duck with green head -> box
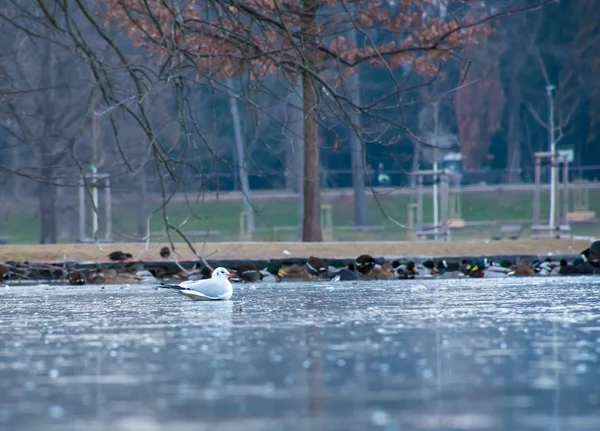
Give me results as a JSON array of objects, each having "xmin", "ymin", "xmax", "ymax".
[
  {"xmin": 415, "ymin": 260, "xmax": 438, "ymax": 277},
  {"xmin": 259, "ymin": 262, "xmax": 285, "ymax": 283},
  {"xmin": 467, "ymin": 258, "xmax": 510, "ymax": 278},
  {"xmin": 393, "ymin": 261, "xmax": 419, "ymax": 279},
  {"xmin": 485, "ymin": 259, "xmax": 512, "ymax": 277},
  {"xmin": 465, "ymin": 259, "xmax": 485, "ymax": 278},
  {"xmin": 278, "ymin": 260, "xmax": 315, "ymax": 280}
]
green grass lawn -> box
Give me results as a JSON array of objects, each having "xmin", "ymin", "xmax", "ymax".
[{"xmin": 3, "ymin": 188, "xmax": 600, "ymax": 243}]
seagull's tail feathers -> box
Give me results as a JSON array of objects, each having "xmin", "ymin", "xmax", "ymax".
[{"xmin": 157, "ymin": 283, "xmax": 186, "ymax": 290}]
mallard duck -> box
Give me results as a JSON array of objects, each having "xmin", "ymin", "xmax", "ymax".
[
  {"xmin": 330, "ymin": 263, "xmax": 359, "ymax": 282},
  {"xmin": 134, "ymin": 270, "xmax": 157, "ymax": 284},
  {"xmin": 482, "ymin": 259, "xmax": 511, "ymax": 278},
  {"xmin": 508, "ymin": 261, "xmax": 536, "ymax": 277},
  {"xmin": 86, "ymin": 269, "xmax": 106, "ymax": 284},
  {"xmin": 499, "ymin": 259, "xmax": 513, "ymax": 268},
  {"xmin": 0, "ymin": 264, "xmax": 8, "ymax": 280},
  {"xmin": 306, "ymin": 256, "xmax": 329, "ymax": 277},
  {"xmin": 457, "ymin": 259, "xmax": 469, "ymax": 276},
  {"xmin": 359, "ymin": 261, "xmax": 394, "ymax": 280},
  {"xmin": 186, "ymin": 266, "xmax": 213, "ymax": 281},
  {"xmin": 147, "ymin": 267, "xmax": 168, "ymax": 279},
  {"xmin": 355, "ymin": 254, "xmax": 376, "ymax": 275},
  {"xmin": 581, "ymin": 240, "xmax": 600, "ymax": 267},
  {"xmin": 68, "ymin": 270, "xmax": 86, "ymax": 285},
  {"xmin": 88, "ymin": 268, "xmax": 139, "ymax": 285},
  {"xmin": 110, "ymin": 273, "xmax": 140, "ymax": 284},
  {"xmin": 108, "ymin": 251, "xmax": 132, "ymax": 261},
  {"xmin": 572, "ymin": 258, "xmax": 597, "ymax": 275},
  {"xmin": 534, "ymin": 258, "xmax": 558, "ymax": 276},
  {"xmin": 233, "ymin": 263, "xmax": 262, "ymax": 283},
  {"xmin": 465, "ymin": 258, "xmax": 510, "ymax": 278},
  {"xmin": 159, "ymin": 246, "xmax": 171, "ymax": 259},
  {"xmin": 558, "ymin": 259, "xmax": 579, "ymax": 275},
  {"xmin": 436, "ymin": 260, "xmax": 448, "ymax": 275},
  {"xmin": 393, "ymin": 261, "xmax": 418, "ymax": 279},
  {"xmin": 464, "ymin": 259, "xmax": 485, "ymax": 278},
  {"xmin": 415, "ymin": 260, "xmax": 438, "ymax": 277},
  {"xmin": 259, "ymin": 262, "xmax": 284, "ymax": 283},
  {"xmin": 279, "ymin": 262, "xmax": 314, "ymax": 280},
  {"xmin": 463, "ymin": 259, "xmax": 493, "ymax": 278}
]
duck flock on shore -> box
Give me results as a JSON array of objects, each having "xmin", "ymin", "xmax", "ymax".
[
  {"xmin": 1, "ymin": 242, "xmax": 599, "ymax": 287},
  {"xmin": 211, "ymin": 245, "xmax": 600, "ymax": 283}
]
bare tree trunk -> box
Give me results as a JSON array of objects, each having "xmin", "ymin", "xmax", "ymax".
[
  {"xmin": 285, "ymin": 141, "xmax": 294, "ymax": 192},
  {"xmin": 302, "ymin": 79, "xmax": 322, "ymax": 241},
  {"xmin": 57, "ymin": 184, "xmax": 77, "ymax": 241},
  {"xmin": 300, "ymin": 0, "xmax": 322, "ymax": 241},
  {"xmin": 227, "ymin": 78, "xmax": 255, "ymax": 232},
  {"xmin": 348, "ymin": 28, "xmax": 367, "ymax": 228},
  {"xmin": 414, "ymin": 87, "xmax": 431, "ymax": 188},
  {"xmin": 39, "ymin": 166, "xmax": 57, "ymax": 244},
  {"xmin": 39, "ymin": 41, "xmax": 58, "ymax": 244},
  {"xmin": 284, "ymin": 86, "xmax": 304, "ymax": 194},
  {"xmin": 10, "ymin": 139, "xmax": 21, "ymax": 198},
  {"xmin": 410, "ymin": 141, "xmax": 420, "ymax": 188},
  {"xmin": 507, "ymin": 78, "xmax": 522, "ymax": 183},
  {"xmin": 285, "ymin": 81, "xmax": 305, "ymax": 238},
  {"xmin": 349, "ymin": 121, "xmax": 367, "ymax": 228},
  {"xmin": 136, "ymin": 167, "xmax": 147, "ymax": 239}
]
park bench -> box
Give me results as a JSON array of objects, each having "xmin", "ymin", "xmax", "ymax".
[
  {"xmin": 148, "ymin": 230, "xmax": 224, "ymax": 242},
  {"xmin": 492, "ymin": 224, "xmax": 523, "ymax": 240},
  {"xmin": 447, "ymin": 218, "xmax": 466, "ymax": 229},
  {"xmin": 530, "ymin": 224, "xmax": 571, "ymax": 239},
  {"xmin": 181, "ymin": 230, "xmax": 224, "ymax": 242},
  {"xmin": 567, "ymin": 211, "xmax": 596, "ymax": 223},
  {"xmin": 416, "ymin": 229, "xmax": 450, "ymax": 241}
]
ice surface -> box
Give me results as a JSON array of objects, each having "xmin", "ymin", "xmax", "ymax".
[{"xmin": 1, "ymin": 277, "xmax": 600, "ymax": 430}]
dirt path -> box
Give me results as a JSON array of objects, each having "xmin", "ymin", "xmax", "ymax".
[{"xmin": 0, "ymin": 239, "xmax": 591, "ymax": 262}]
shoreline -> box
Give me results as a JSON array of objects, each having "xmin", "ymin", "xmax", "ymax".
[{"xmin": 0, "ymin": 238, "xmax": 591, "ymax": 262}]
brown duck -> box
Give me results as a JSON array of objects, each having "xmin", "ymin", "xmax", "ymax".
[
  {"xmin": 359, "ymin": 262, "xmax": 395, "ymax": 280},
  {"xmin": 68, "ymin": 271, "xmax": 86, "ymax": 286},
  {"xmin": 509, "ymin": 261, "xmax": 536, "ymax": 277},
  {"xmin": 279, "ymin": 262, "xmax": 315, "ymax": 280}
]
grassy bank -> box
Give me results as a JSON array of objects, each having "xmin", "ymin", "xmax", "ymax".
[
  {"xmin": 0, "ymin": 239, "xmax": 592, "ymax": 262},
  {"xmin": 1, "ymin": 188, "xmax": 599, "ymax": 243}
]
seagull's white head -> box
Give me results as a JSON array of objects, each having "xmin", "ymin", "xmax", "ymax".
[{"xmin": 212, "ymin": 267, "xmax": 235, "ymax": 279}]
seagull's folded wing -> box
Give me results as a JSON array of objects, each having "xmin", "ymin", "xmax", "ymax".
[
  {"xmin": 178, "ymin": 279, "xmax": 228, "ymax": 300},
  {"xmin": 179, "ymin": 289, "xmax": 220, "ymax": 301}
]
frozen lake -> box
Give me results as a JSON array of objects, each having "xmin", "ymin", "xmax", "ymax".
[{"xmin": 1, "ymin": 277, "xmax": 600, "ymax": 431}]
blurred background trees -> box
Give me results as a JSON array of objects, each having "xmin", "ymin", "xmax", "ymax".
[{"xmin": 0, "ymin": 0, "xmax": 598, "ymax": 244}]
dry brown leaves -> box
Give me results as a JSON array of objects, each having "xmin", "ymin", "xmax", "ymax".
[{"xmin": 104, "ymin": 0, "xmax": 494, "ymax": 81}]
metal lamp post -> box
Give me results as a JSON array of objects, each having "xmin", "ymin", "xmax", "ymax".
[{"xmin": 546, "ymin": 84, "xmax": 557, "ymax": 231}]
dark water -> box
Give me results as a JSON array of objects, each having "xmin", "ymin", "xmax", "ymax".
[{"xmin": 1, "ymin": 277, "xmax": 600, "ymax": 431}]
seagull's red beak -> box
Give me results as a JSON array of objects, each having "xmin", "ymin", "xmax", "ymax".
[{"xmin": 227, "ymin": 273, "xmax": 236, "ymax": 278}]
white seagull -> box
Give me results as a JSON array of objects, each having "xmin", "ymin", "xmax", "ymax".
[{"xmin": 158, "ymin": 267, "xmax": 235, "ymax": 301}]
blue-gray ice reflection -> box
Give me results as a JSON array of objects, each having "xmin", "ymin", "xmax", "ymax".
[{"xmin": 1, "ymin": 277, "xmax": 600, "ymax": 430}]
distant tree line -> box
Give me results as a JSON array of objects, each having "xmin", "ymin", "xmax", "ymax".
[{"xmin": 1, "ymin": 0, "xmax": 596, "ymax": 244}]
